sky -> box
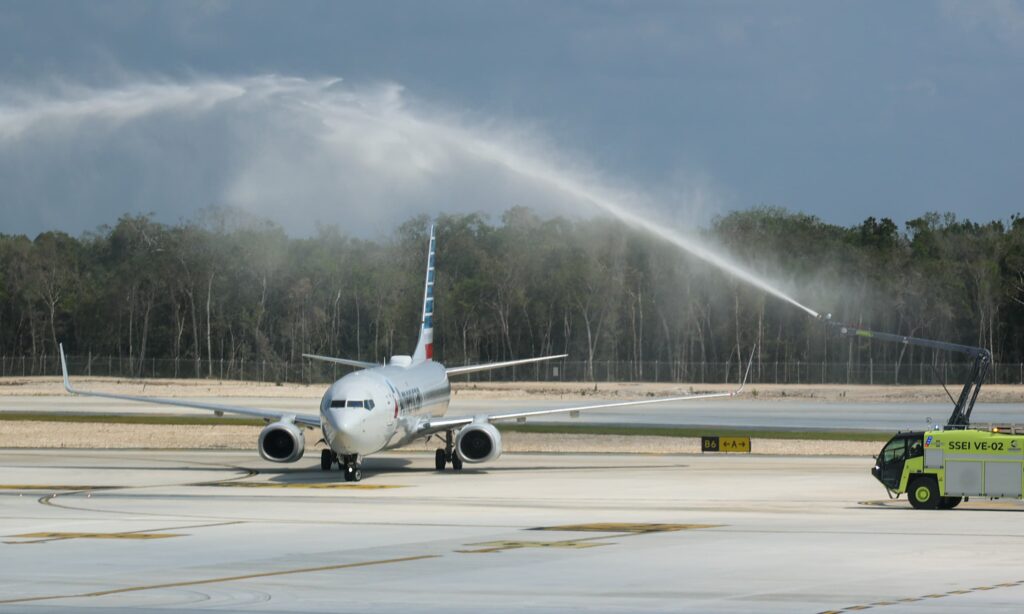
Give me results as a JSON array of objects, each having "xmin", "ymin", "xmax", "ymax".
[{"xmin": 0, "ymin": 0, "xmax": 1022, "ymax": 238}]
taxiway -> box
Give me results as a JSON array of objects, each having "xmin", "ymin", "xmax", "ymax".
[
  {"xmin": 5, "ymin": 394, "xmax": 1023, "ymax": 431},
  {"xmin": 1, "ymin": 450, "xmax": 1024, "ymax": 612}
]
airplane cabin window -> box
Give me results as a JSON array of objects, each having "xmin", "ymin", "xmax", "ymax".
[
  {"xmin": 330, "ymin": 399, "xmax": 346, "ymax": 408},
  {"xmin": 366, "ymin": 400, "xmax": 375, "ymax": 410},
  {"xmin": 348, "ymin": 400, "xmax": 364, "ymax": 408}
]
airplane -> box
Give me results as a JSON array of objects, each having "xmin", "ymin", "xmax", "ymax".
[{"xmin": 59, "ymin": 224, "xmax": 752, "ymax": 481}]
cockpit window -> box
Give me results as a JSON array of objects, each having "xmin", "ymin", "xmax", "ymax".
[{"xmin": 330, "ymin": 399, "xmax": 374, "ymax": 410}]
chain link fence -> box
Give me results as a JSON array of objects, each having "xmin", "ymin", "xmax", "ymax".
[{"xmin": 6, "ymin": 354, "xmax": 1024, "ymax": 386}]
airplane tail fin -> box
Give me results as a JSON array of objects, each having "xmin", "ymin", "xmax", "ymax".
[{"xmin": 412, "ymin": 224, "xmax": 436, "ymax": 364}]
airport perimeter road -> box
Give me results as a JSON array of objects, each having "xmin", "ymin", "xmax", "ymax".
[
  {"xmin": 4, "ymin": 393, "xmax": 1023, "ymax": 431},
  {"xmin": 1, "ymin": 450, "xmax": 1023, "ymax": 613}
]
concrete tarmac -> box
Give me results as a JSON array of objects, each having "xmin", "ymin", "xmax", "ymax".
[
  {"xmin": 4, "ymin": 394, "xmax": 1023, "ymax": 431},
  {"xmin": 2, "ymin": 450, "xmax": 1024, "ymax": 612}
]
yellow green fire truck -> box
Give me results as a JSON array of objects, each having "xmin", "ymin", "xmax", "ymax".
[
  {"xmin": 829, "ymin": 323, "xmax": 1019, "ymax": 510},
  {"xmin": 872, "ymin": 427, "xmax": 1024, "ymax": 509}
]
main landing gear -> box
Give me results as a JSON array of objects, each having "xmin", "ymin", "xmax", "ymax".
[
  {"xmin": 320, "ymin": 449, "xmax": 362, "ymax": 481},
  {"xmin": 435, "ymin": 430, "xmax": 463, "ymax": 472}
]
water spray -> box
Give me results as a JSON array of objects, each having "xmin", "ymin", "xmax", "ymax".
[
  {"xmin": 0, "ymin": 75, "xmax": 821, "ymax": 321},
  {"xmin": 463, "ymin": 136, "xmax": 823, "ymax": 320}
]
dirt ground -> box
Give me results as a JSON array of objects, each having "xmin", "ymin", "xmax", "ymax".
[
  {"xmin": 3, "ymin": 376, "xmax": 1022, "ymax": 403},
  {"xmin": 0, "ymin": 421, "xmax": 880, "ymax": 456}
]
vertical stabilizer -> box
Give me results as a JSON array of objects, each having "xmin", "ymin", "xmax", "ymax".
[{"xmin": 412, "ymin": 225, "xmax": 436, "ymax": 364}]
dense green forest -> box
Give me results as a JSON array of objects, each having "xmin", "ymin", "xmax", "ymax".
[{"xmin": 2, "ymin": 206, "xmax": 1023, "ymax": 383}]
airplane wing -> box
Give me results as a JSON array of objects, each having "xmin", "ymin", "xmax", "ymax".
[
  {"xmin": 59, "ymin": 345, "xmax": 321, "ymax": 428},
  {"xmin": 302, "ymin": 353, "xmax": 380, "ymax": 369},
  {"xmin": 446, "ymin": 354, "xmax": 568, "ymax": 376},
  {"xmin": 420, "ymin": 349, "xmax": 754, "ymax": 435}
]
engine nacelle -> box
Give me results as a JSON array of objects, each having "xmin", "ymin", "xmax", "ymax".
[
  {"xmin": 455, "ymin": 422, "xmax": 502, "ymax": 464},
  {"xmin": 258, "ymin": 420, "xmax": 305, "ymax": 463}
]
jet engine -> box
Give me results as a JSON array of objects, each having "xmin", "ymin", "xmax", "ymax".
[
  {"xmin": 258, "ymin": 420, "xmax": 305, "ymax": 463},
  {"xmin": 455, "ymin": 422, "xmax": 502, "ymax": 463}
]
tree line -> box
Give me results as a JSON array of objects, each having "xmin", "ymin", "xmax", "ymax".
[{"xmin": 2, "ymin": 206, "xmax": 1023, "ymax": 381}]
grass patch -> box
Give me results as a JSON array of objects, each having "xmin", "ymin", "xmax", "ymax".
[
  {"xmin": 0, "ymin": 412, "xmax": 264, "ymax": 427},
  {"xmin": 496, "ymin": 423, "xmax": 890, "ymax": 442}
]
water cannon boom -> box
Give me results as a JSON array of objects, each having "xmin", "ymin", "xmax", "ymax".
[{"xmin": 822, "ymin": 320, "xmax": 992, "ymax": 428}]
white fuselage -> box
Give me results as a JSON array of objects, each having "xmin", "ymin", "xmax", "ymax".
[{"xmin": 318, "ymin": 361, "xmax": 451, "ymax": 456}]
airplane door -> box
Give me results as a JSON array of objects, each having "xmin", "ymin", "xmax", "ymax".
[{"xmin": 385, "ymin": 393, "xmax": 397, "ymax": 427}]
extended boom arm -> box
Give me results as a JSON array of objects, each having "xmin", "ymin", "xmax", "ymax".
[{"xmin": 827, "ymin": 322, "xmax": 991, "ymax": 428}]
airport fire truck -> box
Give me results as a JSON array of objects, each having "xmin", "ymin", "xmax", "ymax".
[{"xmin": 831, "ymin": 323, "xmax": 1024, "ymax": 510}]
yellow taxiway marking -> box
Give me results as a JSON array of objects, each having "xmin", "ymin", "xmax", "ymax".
[
  {"xmin": 818, "ymin": 579, "xmax": 1024, "ymax": 612},
  {"xmin": 11, "ymin": 532, "xmax": 179, "ymax": 540},
  {"xmin": 457, "ymin": 540, "xmax": 610, "ymax": 554},
  {"xmin": 0, "ymin": 554, "xmax": 439, "ymax": 605},
  {"xmin": 208, "ymin": 482, "xmax": 406, "ymax": 490},
  {"xmin": 463, "ymin": 522, "xmax": 723, "ymax": 554},
  {"xmin": 533, "ymin": 523, "xmax": 720, "ymax": 533},
  {"xmin": 4, "ymin": 521, "xmax": 242, "ymax": 545}
]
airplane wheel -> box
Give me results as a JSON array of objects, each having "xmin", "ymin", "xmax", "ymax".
[
  {"xmin": 451, "ymin": 454, "xmax": 463, "ymax": 471},
  {"xmin": 320, "ymin": 449, "xmax": 332, "ymax": 471},
  {"xmin": 342, "ymin": 455, "xmax": 360, "ymax": 482},
  {"xmin": 435, "ymin": 448, "xmax": 446, "ymax": 471}
]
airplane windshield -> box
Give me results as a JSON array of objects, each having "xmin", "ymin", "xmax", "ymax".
[{"xmin": 331, "ymin": 399, "xmax": 374, "ymax": 409}]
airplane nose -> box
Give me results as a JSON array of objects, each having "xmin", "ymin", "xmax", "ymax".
[{"xmin": 328, "ymin": 408, "xmax": 371, "ymax": 453}]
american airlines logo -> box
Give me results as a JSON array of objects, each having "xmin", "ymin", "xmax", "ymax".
[{"xmin": 398, "ymin": 387, "xmax": 423, "ymax": 413}]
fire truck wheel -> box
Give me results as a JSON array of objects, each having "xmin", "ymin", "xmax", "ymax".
[
  {"xmin": 939, "ymin": 496, "xmax": 963, "ymax": 510},
  {"xmin": 908, "ymin": 477, "xmax": 940, "ymax": 510}
]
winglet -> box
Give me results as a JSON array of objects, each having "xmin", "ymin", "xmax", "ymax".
[
  {"xmin": 733, "ymin": 345, "xmax": 756, "ymax": 396},
  {"xmin": 59, "ymin": 343, "xmax": 74, "ymax": 394}
]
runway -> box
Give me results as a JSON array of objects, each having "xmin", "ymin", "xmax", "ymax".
[
  {"xmin": 2, "ymin": 450, "xmax": 1024, "ymax": 612},
  {"xmin": 5, "ymin": 394, "xmax": 1023, "ymax": 431}
]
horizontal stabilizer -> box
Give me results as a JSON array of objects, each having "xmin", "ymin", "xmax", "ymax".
[
  {"xmin": 302, "ymin": 354, "xmax": 380, "ymax": 370},
  {"xmin": 446, "ymin": 354, "xmax": 567, "ymax": 376}
]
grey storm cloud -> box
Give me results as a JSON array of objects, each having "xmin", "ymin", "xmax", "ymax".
[{"xmin": 0, "ymin": 75, "xmax": 722, "ymax": 238}]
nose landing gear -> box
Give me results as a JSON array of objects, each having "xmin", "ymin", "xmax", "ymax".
[
  {"xmin": 342, "ymin": 454, "xmax": 362, "ymax": 482},
  {"xmin": 435, "ymin": 430, "xmax": 463, "ymax": 472},
  {"xmin": 321, "ymin": 449, "xmax": 361, "ymax": 481}
]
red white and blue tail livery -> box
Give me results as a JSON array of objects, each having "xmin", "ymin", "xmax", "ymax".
[{"xmin": 412, "ymin": 226, "xmax": 436, "ymax": 363}]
